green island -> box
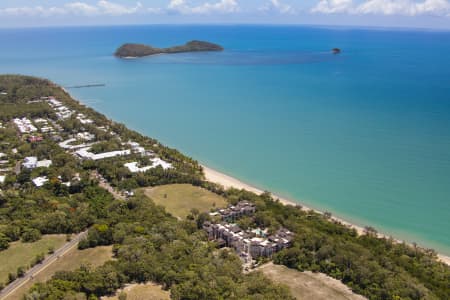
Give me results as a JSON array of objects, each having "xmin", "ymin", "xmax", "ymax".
[
  {"xmin": 114, "ymin": 40, "xmax": 224, "ymax": 58},
  {"xmin": 0, "ymin": 75, "xmax": 449, "ymax": 300}
]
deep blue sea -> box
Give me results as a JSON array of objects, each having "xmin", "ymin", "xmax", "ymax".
[{"xmin": 0, "ymin": 25, "xmax": 449, "ymax": 255}]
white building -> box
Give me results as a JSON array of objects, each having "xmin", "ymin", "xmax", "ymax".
[
  {"xmin": 55, "ymin": 106, "xmax": 73, "ymax": 120},
  {"xmin": 36, "ymin": 160, "xmax": 52, "ymax": 168},
  {"xmin": 150, "ymin": 158, "xmax": 172, "ymax": 170},
  {"xmin": 77, "ymin": 132, "xmax": 95, "ymax": 141},
  {"xmin": 0, "ymin": 175, "xmax": 5, "ymax": 184},
  {"xmin": 13, "ymin": 118, "xmax": 37, "ymax": 134},
  {"xmin": 33, "ymin": 118, "xmax": 54, "ymax": 133},
  {"xmin": 76, "ymin": 113, "xmax": 94, "ymax": 124},
  {"xmin": 128, "ymin": 142, "xmax": 146, "ymax": 154},
  {"xmin": 124, "ymin": 162, "xmax": 153, "ymax": 173},
  {"xmin": 33, "ymin": 118, "xmax": 48, "ymax": 124},
  {"xmin": 47, "ymin": 98, "xmax": 62, "ymax": 107},
  {"xmin": 23, "ymin": 156, "xmax": 38, "ymax": 169},
  {"xmin": 32, "ymin": 176, "xmax": 48, "ymax": 187},
  {"xmin": 75, "ymin": 147, "xmax": 131, "ymax": 161},
  {"xmin": 124, "ymin": 158, "xmax": 172, "ymax": 173},
  {"xmin": 23, "ymin": 157, "xmax": 52, "ymax": 169},
  {"xmin": 59, "ymin": 137, "xmax": 96, "ymax": 150}
]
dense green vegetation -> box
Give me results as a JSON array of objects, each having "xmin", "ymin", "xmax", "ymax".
[
  {"xmin": 28, "ymin": 195, "xmax": 294, "ymax": 300},
  {"xmin": 0, "ymin": 75, "xmax": 449, "ymax": 300},
  {"xmin": 221, "ymin": 189, "xmax": 450, "ymax": 300}
]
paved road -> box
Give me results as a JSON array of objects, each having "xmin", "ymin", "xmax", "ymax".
[
  {"xmin": 0, "ymin": 230, "xmax": 88, "ymax": 300},
  {"xmin": 0, "ymin": 173, "xmax": 124, "ymax": 299},
  {"xmin": 91, "ymin": 170, "xmax": 126, "ymax": 200}
]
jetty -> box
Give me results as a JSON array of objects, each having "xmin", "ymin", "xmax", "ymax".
[{"xmin": 65, "ymin": 83, "xmax": 106, "ymax": 89}]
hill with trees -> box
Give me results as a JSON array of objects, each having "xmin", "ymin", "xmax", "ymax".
[{"xmin": 115, "ymin": 40, "xmax": 224, "ymax": 58}]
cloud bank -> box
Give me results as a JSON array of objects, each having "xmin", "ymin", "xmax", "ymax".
[
  {"xmin": 311, "ymin": 0, "xmax": 450, "ymax": 16},
  {"xmin": 0, "ymin": 0, "xmax": 449, "ymax": 18}
]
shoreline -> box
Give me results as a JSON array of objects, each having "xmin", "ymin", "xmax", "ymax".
[
  {"xmin": 60, "ymin": 86, "xmax": 450, "ymax": 266},
  {"xmin": 201, "ymin": 165, "xmax": 450, "ymax": 266}
]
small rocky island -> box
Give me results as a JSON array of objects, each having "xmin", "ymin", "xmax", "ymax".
[
  {"xmin": 115, "ymin": 40, "xmax": 224, "ymax": 58},
  {"xmin": 332, "ymin": 48, "xmax": 341, "ymax": 54}
]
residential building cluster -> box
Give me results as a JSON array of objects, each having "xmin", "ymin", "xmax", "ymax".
[
  {"xmin": 22, "ymin": 156, "xmax": 52, "ymax": 169},
  {"xmin": 33, "ymin": 118, "xmax": 55, "ymax": 133},
  {"xmin": 3, "ymin": 94, "xmax": 174, "ymax": 191},
  {"xmin": 210, "ymin": 201, "xmax": 256, "ymax": 222},
  {"xmin": 47, "ymin": 97, "xmax": 74, "ymax": 120},
  {"xmin": 76, "ymin": 113, "xmax": 93, "ymax": 124},
  {"xmin": 203, "ymin": 201, "xmax": 294, "ymax": 262},
  {"xmin": 13, "ymin": 118, "xmax": 37, "ymax": 134}
]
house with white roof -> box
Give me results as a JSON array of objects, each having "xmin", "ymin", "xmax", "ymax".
[
  {"xmin": 23, "ymin": 157, "xmax": 38, "ymax": 169},
  {"xmin": 13, "ymin": 118, "xmax": 37, "ymax": 134},
  {"xmin": 124, "ymin": 158, "xmax": 172, "ymax": 173},
  {"xmin": 76, "ymin": 113, "xmax": 94, "ymax": 124},
  {"xmin": 47, "ymin": 98, "xmax": 62, "ymax": 107},
  {"xmin": 36, "ymin": 160, "xmax": 52, "ymax": 168},
  {"xmin": 23, "ymin": 157, "xmax": 52, "ymax": 169},
  {"xmin": 75, "ymin": 147, "xmax": 131, "ymax": 161},
  {"xmin": 124, "ymin": 162, "xmax": 153, "ymax": 173},
  {"xmin": 77, "ymin": 132, "xmax": 95, "ymax": 141},
  {"xmin": 32, "ymin": 176, "xmax": 48, "ymax": 187},
  {"xmin": 150, "ymin": 158, "xmax": 172, "ymax": 170}
]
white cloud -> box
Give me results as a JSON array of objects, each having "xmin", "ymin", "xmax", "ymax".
[
  {"xmin": 168, "ymin": 0, "xmax": 239, "ymax": 14},
  {"xmin": 0, "ymin": 6, "xmax": 66, "ymax": 17},
  {"xmin": 97, "ymin": 0, "xmax": 143, "ymax": 16},
  {"xmin": 65, "ymin": 2, "xmax": 99, "ymax": 16},
  {"xmin": 259, "ymin": 0, "xmax": 295, "ymax": 14},
  {"xmin": 0, "ymin": 1, "xmax": 145, "ymax": 17},
  {"xmin": 310, "ymin": 0, "xmax": 450, "ymax": 16},
  {"xmin": 311, "ymin": 0, "xmax": 354, "ymax": 14},
  {"xmin": 168, "ymin": 0, "xmax": 186, "ymax": 10},
  {"xmin": 356, "ymin": 0, "xmax": 450, "ymax": 16}
]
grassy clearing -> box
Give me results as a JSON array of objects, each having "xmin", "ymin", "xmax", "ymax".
[
  {"xmin": 0, "ymin": 234, "xmax": 66, "ymax": 284},
  {"xmin": 5, "ymin": 246, "xmax": 113, "ymax": 300},
  {"xmin": 102, "ymin": 283, "xmax": 170, "ymax": 300},
  {"xmin": 257, "ymin": 263, "xmax": 366, "ymax": 300},
  {"xmin": 141, "ymin": 184, "xmax": 228, "ymax": 219}
]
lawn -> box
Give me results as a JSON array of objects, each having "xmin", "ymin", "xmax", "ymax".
[
  {"xmin": 141, "ymin": 184, "xmax": 228, "ymax": 219},
  {"xmin": 102, "ymin": 283, "xmax": 170, "ymax": 300},
  {"xmin": 5, "ymin": 245, "xmax": 114, "ymax": 300},
  {"xmin": 257, "ymin": 263, "xmax": 367, "ymax": 300},
  {"xmin": 0, "ymin": 234, "xmax": 66, "ymax": 284}
]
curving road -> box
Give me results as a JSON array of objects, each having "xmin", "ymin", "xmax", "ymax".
[{"xmin": 0, "ymin": 230, "xmax": 88, "ymax": 300}]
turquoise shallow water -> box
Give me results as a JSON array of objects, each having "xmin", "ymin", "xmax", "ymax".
[{"xmin": 0, "ymin": 25, "xmax": 449, "ymax": 254}]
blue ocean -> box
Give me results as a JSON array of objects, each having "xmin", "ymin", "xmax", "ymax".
[{"xmin": 0, "ymin": 25, "xmax": 449, "ymax": 255}]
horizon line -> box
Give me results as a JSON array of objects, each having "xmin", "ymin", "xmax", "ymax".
[{"xmin": 1, "ymin": 22, "xmax": 450, "ymax": 33}]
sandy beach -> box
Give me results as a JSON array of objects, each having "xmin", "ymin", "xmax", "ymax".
[{"xmin": 202, "ymin": 165, "xmax": 450, "ymax": 266}]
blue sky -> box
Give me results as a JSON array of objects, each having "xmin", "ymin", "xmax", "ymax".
[{"xmin": 0, "ymin": 0, "xmax": 449, "ymax": 29}]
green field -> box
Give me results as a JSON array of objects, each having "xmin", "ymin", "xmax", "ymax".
[
  {"xmin": 103, "ymin": 283, "xmax": 170, "ymax": 300},
  {"xmin": 257, "ymin": 263, "xmax": 366, "ymax": 300},
  {"xmin": 142, "ymin": 184, "xmax": 228, "ymax": 219},
  {"xmin": 5, "ymin": 246, "xmax": 113, "ymax": 300},
  {"xmin": 0, "ymin": 235, "xmax": 67, "ymax": 284}
]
